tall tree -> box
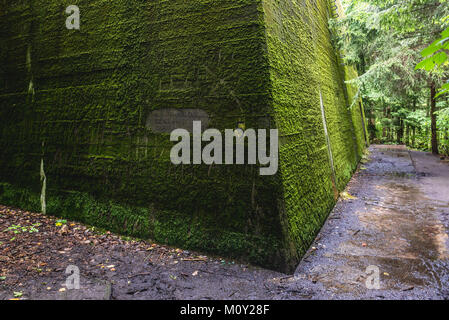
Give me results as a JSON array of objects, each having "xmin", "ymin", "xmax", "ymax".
[{"xmin": 332, "ymin": 0, "xmax": 449, "ymax": 154}]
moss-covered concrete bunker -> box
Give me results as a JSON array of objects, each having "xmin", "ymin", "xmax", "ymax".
[{"xmin": 0, "ymin": 0, "xmax": 367, "ymax": 273}]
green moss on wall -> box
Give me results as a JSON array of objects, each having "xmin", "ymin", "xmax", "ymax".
[
  {"xmin": 0, "ymin": 0, "xmax": 366, "ymax": 273},
  {"xmin": 260, "ymin": 0, "xmax": 367, "ymax": 268}
]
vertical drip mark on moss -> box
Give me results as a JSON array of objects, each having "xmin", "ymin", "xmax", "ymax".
[
  {"xmin": 28, "ymin": 79, "xmax": 35, "ymax": 100},
  {"xmin": 319, "ymin": 90, "xmax": 338, "ymax": 195},
  {"xmin": 40, "ymin": 142, "xmax": 46, "ymax": 215},
  {"xmin": 26, "ymin": 44, "xmax": 35, "ymax": 102},
  {"xmin": 308, "ymin": 0, "xmax": 341, "ymax": 184},
  {"xmin": 26, "ymin": 44, "xmax": 31, "ymax": 72},
  {"xmin": 307, "ymin": 1, "xmax": 338, "ymax": 196}
]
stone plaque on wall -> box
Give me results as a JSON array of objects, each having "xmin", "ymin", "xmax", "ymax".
[{"xmin": 146, "ymin": 108, "xmax": 210, "ymax": 133}]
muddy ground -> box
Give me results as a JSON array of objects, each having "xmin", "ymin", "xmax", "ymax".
[{"xmin": 0, "ymin": 145, "xmax": 448, "ymax": 300}]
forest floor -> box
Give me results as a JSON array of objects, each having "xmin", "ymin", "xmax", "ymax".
[{"xmin": 0, "ymin": 145, "xmax": 448, "ymax": 300}]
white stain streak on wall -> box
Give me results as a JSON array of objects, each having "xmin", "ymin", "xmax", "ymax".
[
  {"xmin": 26, "ymin": 44, "xmax": 35, "ymax": 101},
  {"xmin": 40, "ymin": 157, "xmax": 46, "ymax": 215},
  {"xmin": 319, "ymin": 90, "xmax": 337, "ymax": 186},
  {"xmin": 26, "ymin": 45, "xmax": 32, "ymax": 72}
]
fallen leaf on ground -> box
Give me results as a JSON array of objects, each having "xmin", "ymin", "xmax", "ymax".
[
  {"xmin": 182, "ymin": 257, "xmax": 207, "ymax": 262},
  {"xmin": 340, "ymin": 192, "xmax": 357, "ymax": 200}
]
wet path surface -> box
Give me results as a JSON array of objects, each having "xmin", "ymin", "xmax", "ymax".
[
  {"xmin": 1, "ymin": 145, "xmax": 448, "ymax": 299},
  {"xmin": 287, "ymin": 145, "xmax": 449, "ymax": 299}
]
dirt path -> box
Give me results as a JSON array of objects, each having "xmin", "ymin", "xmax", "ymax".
[{"xmin": 1, "ymin": 145, "xmax": 448, "ymax": 300}]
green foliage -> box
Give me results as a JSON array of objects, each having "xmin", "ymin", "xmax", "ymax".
[
  {"xmin": 333, "ymin": 0, "xmax": 449, "ymax": 154},
  {"xmin": 4, "ymin": 223, "xmax": 40, "ymax": 234},
  {"xmin": 416, "ymin": 26, "xmax": 449, "ymax": 96},
  {"xmin": 55, "ymin": 219, "xmax": 67, "ymax": 227},
  {"xmin": 436, "ymin": 106, "xmax": 449, "ymax": 154}
]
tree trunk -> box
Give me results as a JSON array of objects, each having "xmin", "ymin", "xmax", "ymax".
[
  {"xmin": 405, "ymin": 124, "xmax": 409, "ymax": 146},
  {"xmin": 387, "ymin": 107, "xmax": 393, "ymax": 142},
  {"xmin": 397, "ymin": 118, "xmax": 403, "ymax": 144},
  {"xmin": 430, "ymin": 82, "xmax": 439, "ymax": 154}
]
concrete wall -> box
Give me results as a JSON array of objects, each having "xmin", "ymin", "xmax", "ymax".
[
  {"xmin": 0, "ymin": 0, "xmax": 366, "ymax": 273},
  {"xmin": 262, "ymin": 0, "xmax": 367, "ymax": 268}
]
